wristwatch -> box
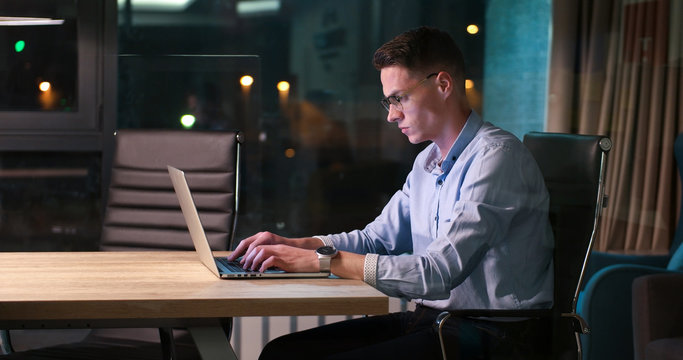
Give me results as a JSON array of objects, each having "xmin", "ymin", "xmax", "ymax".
[{"xmin": 316, "ymin": 246, "xmax": 339, "ymax": 273}]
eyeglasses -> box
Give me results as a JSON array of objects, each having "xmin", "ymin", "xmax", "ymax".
[{"xmin": 380, "ymin": 73, "xmax": 438, "ymax": 112}]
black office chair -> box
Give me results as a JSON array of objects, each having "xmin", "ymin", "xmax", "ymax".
[
  {"xmin": 1, "ymin": 129, "xmax": 242, "ymax": 359},
  {"xmin": 435, "ymin": 132, "xmax": 612, "ymax": 360}
]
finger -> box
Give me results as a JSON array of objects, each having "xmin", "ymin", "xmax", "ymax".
[
  {"xmin": 249, "ymin": 246, "xmax": 270, "ymax": 271},
  {"xmin": 228, "ymin": 233, "xmax": 258, "ymax": 260},
  {"xmin": 244, "ymin": 232, "xmax": 271, "ymax": 258},
  {"xmin": 227, "ymin": 244, "xmax": 243, "ymax": 261},
  {"xmin": 241, "ymin": 244, "xmax": 261, "ymax": 269},
  {"xmin": 238, "ymin": 233, "xmax": 268, "ymax": 264},
  {"xmin": 259, "ymin": 256, "xmax": 279, "ymax": 273}
]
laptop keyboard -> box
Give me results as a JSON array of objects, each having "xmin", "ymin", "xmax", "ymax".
[{"xmin": 216, "ymin": 257, "xmax": 255, "ymax": 273}]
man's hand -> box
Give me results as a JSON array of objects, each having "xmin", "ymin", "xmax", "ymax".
[
  {"xmin": 241, "ymin": 244, "xmax": 319, "ymax": 273},
  {"xmin": 228, "ymin": 231, "xmax": 325, "ymax": 270},
  {"xmin": 228, "ymin": 231, "xmax": 365, "ymax": 279},
  {"xmin": 227, "ymin": 231, "xmax": 291, "ymax": 262}
]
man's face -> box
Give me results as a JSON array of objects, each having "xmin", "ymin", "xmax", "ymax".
[{"xmin": 380, "ymin": 66, "xmax": 442, "ymax": 145}]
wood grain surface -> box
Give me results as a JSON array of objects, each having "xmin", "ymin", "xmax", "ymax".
[{"xmin": 0, "ymin": 251, "xmax": 388, "ymax": 327}]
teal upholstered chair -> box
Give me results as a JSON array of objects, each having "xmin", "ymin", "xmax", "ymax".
[{"xmin": 578, "ymin": 132, "xmax": 683, "ymax": 360}]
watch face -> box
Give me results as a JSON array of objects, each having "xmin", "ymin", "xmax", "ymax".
[{"xmin": 317, "ymin": 246, "xmax": 337, "ymax": 256}]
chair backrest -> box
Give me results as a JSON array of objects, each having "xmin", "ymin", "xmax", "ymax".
[
  {"xmin": 523, "ymin": 132, "xmax": 611, "ymax": 315},
  {"xmin": 100, "ymin": 129, "xmax": 242, "ymax": 251}
]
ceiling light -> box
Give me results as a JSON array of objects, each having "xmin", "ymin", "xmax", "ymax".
[
  {"xmin": 0, "ymin": 17, "xmax": 64, "ymax": 26},
  {"xmin": 237, "ymin": 0, "xmax": 280, "ymax": 16},
  {"xmin": 117, "ymin": 0, "xmax": 195, "ymax": 12}
]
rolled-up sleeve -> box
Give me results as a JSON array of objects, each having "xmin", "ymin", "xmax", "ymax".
[{"xmin": 363, "ymin": 253, "xmax": 379, "ymax": 287}]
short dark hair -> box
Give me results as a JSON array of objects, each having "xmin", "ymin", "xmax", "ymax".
[{"xmin": 373, "ymin": 26, "xmax": 465, "ymax": 86}]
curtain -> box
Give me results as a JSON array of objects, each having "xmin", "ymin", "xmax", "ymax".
[{"xmin": 548, "ymin": 0, "xmax": 683, "ymax": 252}]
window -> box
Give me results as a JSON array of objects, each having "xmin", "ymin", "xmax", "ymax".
[
  {"xmin": 0, "ymin": 0, "xmax": 107, "ymax": 251},
  {"xmin": 0, "ymin": 0, "xmax": 100, "ymax": 131},
  {"xmin": 116, "ymin": 0, "xmax": 550, "ymax": 240}
]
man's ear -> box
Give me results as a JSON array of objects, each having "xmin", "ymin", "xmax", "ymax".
[{"xmin": 436, "ymin": 71, "xmax": 454, "ymax": 99}]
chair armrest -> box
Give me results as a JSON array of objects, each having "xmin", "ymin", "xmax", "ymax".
[
  {"xmin": 434, "ymin": 308, "xmax": 573, "ymax": 359},
  {"xmin": 582, "ymin": 251, "xmax": 670, "ymax": 290},
  {"xmin": 433, "ymin": 308, "xmax": 554, "ymax": 360},
  {"xmin": 578, "ymin": 264, "xmax": 678, "ymax": 360},
  {"xmin": 434, "ymin": 309, "xmax": 553, "ymax": 335},
  {"xmin": 435, "ymin": 308, "xmax": 588, "ymax": 333},
  {"xmin": 437, "ymin": 308, "xmax": 552, "ymax": 319}
]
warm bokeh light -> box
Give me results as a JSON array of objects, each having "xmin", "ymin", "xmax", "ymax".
[
  {"xmin": 277, "ymin": 81, "xmax": 290, "ymax": 108},
  {"xmin": 466, "ymin": 24, "xmax": 479, "ymax": 35},
  {"xmin": 284, "ymin": 148, "xmax": 296, "ymax": 158},
  {"xmin": 465, "ymin": 79, "xmax": 474, "ymax": 89},
  {"xmin": 277, "ymin": 81, "xmax": 290, "ymax": 92},
  {"xmin": 39, "ymin": 82, "xmax": 56, "ymax": 109},
  {"xmin": 39, "ymin": 81, "xmax": 51, "ymax": 92},
  {"xmin": 180, "ymin": 114, "xmax": 196, "ymax": 129},
  {"xmin": 240, "ymin": 75, "xmax": 254, "ymax": 87}
]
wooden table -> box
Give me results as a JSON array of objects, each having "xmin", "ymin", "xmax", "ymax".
[{"xmin": 0, "ymin": 251, "xmax": 389, "ymax": 359}]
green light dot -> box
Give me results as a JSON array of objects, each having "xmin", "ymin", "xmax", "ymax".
[
  {"xmin": 180, "ymin": 114, "xmax": 196, "ymax": 129},
  {"xmin": 15, "ymin": 40, "xmax": 25, "ymax": 53}
]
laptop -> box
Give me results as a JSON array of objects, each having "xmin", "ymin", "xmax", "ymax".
[{"xmin": 168, "ymin": 165, "xmax": 330, "ymax": 279}]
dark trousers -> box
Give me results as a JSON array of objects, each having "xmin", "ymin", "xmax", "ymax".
[{"xmin": 259, "ymin": 305, "xmax": 552, "ymax": 360}]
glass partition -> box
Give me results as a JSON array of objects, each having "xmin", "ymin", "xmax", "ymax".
[
  {"xmin": 118, "ymin": 55, "xmax": 260, "ymax": 131},
  {"xmin": 117, "ymin": 0, "xmax": 550, "ymax": 241}
]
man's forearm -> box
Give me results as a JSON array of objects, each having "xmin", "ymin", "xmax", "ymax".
[
  {"xmin": 290, "ymin": 237, "xmax": 366, "ymax": 281},
  {"xmin": 330, "ymin": 251, "xmax": 365, "ymax": 280},
  {"xmin": 289, "ymin": 236, "xmax": 327, "ymax": 250}
]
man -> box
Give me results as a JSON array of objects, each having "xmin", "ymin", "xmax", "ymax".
[{"xmin": 228, "ymin": 26, "xmax": 554, "ymax": 359}]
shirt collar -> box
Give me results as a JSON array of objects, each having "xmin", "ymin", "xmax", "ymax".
[{"xmin": 425, "ymin": 110, "xmax": 483, "ymax": 173}]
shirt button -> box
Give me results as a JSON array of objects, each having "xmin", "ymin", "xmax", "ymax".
[{"xmin": 437, "ymin": 180, "xmax": 443, "ymax": 185}]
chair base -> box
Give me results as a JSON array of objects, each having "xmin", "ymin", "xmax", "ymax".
[{"xmin": 1, "ymin": 329, "xmax": 201, "ymax": 360}]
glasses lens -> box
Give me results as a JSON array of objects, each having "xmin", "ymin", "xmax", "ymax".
[
  {"xmin": 381, "ymin": 98, "xmax": 390, "ymax": 111},
  {"xmin": 390, "ymin": 97, "xmax": 402, "ymax": 111},
  {"xmin": 380, "ymin": 73, "xmax": 436, "ymax": 112},
  {"xmin": 381, "ymin": 96, "xmax": 402, "ymax": 112}
]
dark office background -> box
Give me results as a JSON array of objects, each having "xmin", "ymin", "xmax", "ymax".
[{"xmin": 0, "ymin": 0, "xmax": 550, "ymax": 251}]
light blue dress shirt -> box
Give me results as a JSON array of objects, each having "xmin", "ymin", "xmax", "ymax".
[{"xmin": 318, "ymin": 111, "xmax": 554, "ymax": 311}]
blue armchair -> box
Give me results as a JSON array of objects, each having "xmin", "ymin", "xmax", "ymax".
[{"xmin": 578, "ymin": 132, "xmax": 683, "ymax": 360}]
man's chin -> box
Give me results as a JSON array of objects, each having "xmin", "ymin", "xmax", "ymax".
[{"xmin": 405, "ymin": 135, "xmax": 424, "ymax": 144}]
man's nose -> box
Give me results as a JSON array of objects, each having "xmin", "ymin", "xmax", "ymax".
[{"xmin": 386, "ymin": 105, "xmax": 403, "ymax": 123}]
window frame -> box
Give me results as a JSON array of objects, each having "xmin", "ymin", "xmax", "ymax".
[{"xmin": 0, "ymin": 1, "xmax": 101, "ymax": 145}]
